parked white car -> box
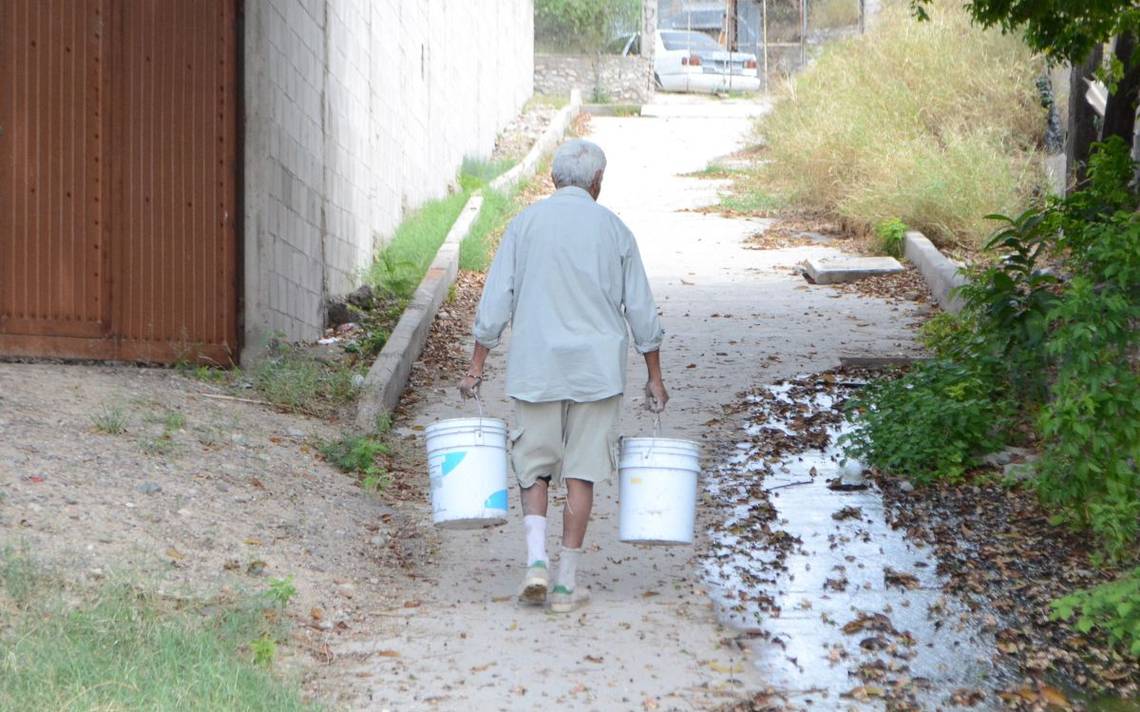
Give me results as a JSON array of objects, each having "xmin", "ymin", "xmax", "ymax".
[{"xmin": 611, "ymin": 30, "xmax": 761, "ymax": 94}]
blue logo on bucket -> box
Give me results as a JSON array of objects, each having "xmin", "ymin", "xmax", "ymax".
[
  {"xmin": 441, "ymin": 452, "xmax": 466, "ymax": 476},
  {"xmin": 484, "ymin": 489, "xmax": 508, "ymax": 510}
]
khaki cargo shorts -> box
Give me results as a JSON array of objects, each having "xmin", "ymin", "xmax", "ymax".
[{"xmin": 510, "ymin": 395, "xmax": 622, "ymax": 488}]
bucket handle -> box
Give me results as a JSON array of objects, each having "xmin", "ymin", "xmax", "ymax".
[{"xmin": 643, "ymin": 412, "xmax": 663, "ymax": 461}]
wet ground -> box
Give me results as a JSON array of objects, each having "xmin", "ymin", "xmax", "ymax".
[{"xmin": 704, "ymin": 376, "xmax": 1015, "ymax": 710}]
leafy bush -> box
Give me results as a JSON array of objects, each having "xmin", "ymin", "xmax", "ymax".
[
  {"xmin": 840, "ymin": 359, "xmax": 1013, "ymax": 482},
  {"xmin": 756, "ymin": 1, "xmax": 1045, "ymax": 247},
  {"xmin": 845, "ymin": 138, "xmax": 1140, "ymax": 560},
  {"xmin": 1034, "ymin": 139, "xmax": 1140, "ymax": 559},
  {"xmin": 1052, "ymin": 567, "xmax": 1140, "ymax": 659},
  {"xmin": 874, "ymin": 218, "xmax": 907, "ymax": 258}
]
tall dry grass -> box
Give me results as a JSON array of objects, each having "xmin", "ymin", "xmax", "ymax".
[
  {"xmin": 810, "ymin": 0, "xmax": 861, "ymax": 30},
  {"xmin": 757, "ymin": 1, "xmax": 1046, "ymax": 248}
]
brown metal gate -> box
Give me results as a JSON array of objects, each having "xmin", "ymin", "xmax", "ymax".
[{"xmin": 0, "ymin": 0, "xmax": 238, "ymax": 364}]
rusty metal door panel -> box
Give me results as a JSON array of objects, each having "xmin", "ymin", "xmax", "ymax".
[
  {"xmin": 111, "ymin": 0, "xmax": 238, "ymax": 363},
  {"xmin": 0, "ymin": 0, "xmax": 111, "ymax": 339},
  {"xmin": 0, "ymin": 0, "xmax": 238, "ymax": 364}
]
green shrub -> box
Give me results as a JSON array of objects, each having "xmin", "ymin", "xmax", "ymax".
[
  {"xmin": 840, "ymin": 359, "xmax": 1013, "ymax": 482},
  {"xmin": 845, "ymin": 139, "xmax": 1140, "ymax": 558},
  {"xmin": 874, "ymin": 218, "xmax": 907, "ymax": 257},
  {"xmin": 1052, "ymin": 568, "xmax": 1140, "ymax": 659},
  {"xmin": 1034, "ymin": 140, "xmax": 1140, "ymax": 560},
  {"xmin": 756, "ymin": 1, "xmax": 1045, "ymax": 247},
  {"xmin": 319, "ymin": 434, "xmax": 390, "ymax": 492}
]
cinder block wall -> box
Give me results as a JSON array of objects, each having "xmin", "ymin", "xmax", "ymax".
[{"xmin": 241, "ymin": 0, "xmax": 534, "ymax": 358}]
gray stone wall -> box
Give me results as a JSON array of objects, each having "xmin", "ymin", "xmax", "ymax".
[
  {"xmin": 534, "ymin": 54, "xmax": 653, "ymax": 105},
  {"xmin": 241, "ymin": 0, "xmax": 534, "ymax": 358}
]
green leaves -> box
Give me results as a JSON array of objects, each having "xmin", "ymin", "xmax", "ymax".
[
  {"xmin": 840, "ymin": 359, "xmax": 1013, "ymax": 483},
  {"xmin": 909, "ymin": 0, "xmax": 1140, "ymax": 64},
  {"xmin": 1051, "ymin": 568, "xmax": 1140, "ymax": 660}
]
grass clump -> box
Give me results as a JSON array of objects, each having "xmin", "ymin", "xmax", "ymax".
[
  {"xmin": 253, "ymin": 343, "xmax": 360, "ymax": 417},
  {"xmin": 757, "ymin": 0, "xmax": 1045, "ymax": 248},
  {"xmin": 368, "ymin": 158, "xmax": 514, "ymax": 299},
  {"xmin": 368, "ymin": 191, "xmax": 470, "ymax": 299},
  {"xmin": 460, "ymin": 188, "xmax": 516, "ymax": 271},
  {"xmin": 0, "ymin": 552, "xmax": 313, "ymax": 712},
  {"xmin": 319, "ymin": 434, "xmax": 390, "ymax": 493},
  {"xmin": 92, "ymin": 405, "xmax": 128, "ymax": 435}
]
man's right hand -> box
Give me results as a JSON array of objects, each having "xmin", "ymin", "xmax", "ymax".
[
  {"xmin": 645, "ymin": 378, "xmax": 669, "ymax": 413},
  {"xmin": 459, "ymin": 373, "xmax": 482, "ymax": 400}
]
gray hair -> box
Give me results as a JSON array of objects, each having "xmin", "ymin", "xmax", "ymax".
[{"xmin": 551, "ymin": 139, "xmax": 607, "ymax": 190}]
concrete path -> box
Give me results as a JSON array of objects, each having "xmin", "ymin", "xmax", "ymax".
[{"xmin": 339, "ymin": 96, "xmax": 926, "ymax": 710}]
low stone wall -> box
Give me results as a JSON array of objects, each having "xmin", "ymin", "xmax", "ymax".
[{"xmin": 534, "ymin": 54, "xmax": 653, "ymax": 104}]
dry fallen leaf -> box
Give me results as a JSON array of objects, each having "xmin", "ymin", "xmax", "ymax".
[
  {"xmin": 165, "ymin": 547, "xmax": 184, "ymax": 561},
  {"xmin": 583, "ymin": 655, "xmax": 604, "ymax": 664},
  {"xmin": 310, "ymin": 607, "xmax": 324, "ymax": 621},
  {"xmin": 376, "ymin": 649, "xmax": 400, "ymax": 658},
  {"xmin": 403, "ymin": 600, "xmax": 422, "ymax": 608}
]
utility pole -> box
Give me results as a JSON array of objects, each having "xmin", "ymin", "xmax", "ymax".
[
  {"xmin": 643, "ymin": 0, "xmax": 658, "ymax": 93},
  {"xmin": 725, "ymin": 0, "xmax": 738, "ymax": 51},
  {"xmin": 800, "ymin": 0, "xmax": 807, "ymax": 68}
]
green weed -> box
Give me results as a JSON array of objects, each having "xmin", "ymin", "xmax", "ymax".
[
  {"xmin": 458, "ymin": 157, "xmax": 515, "ymax": 192},
  {"xmin": 253, "ymin": 344, "xmax": 360, "ymax": 417},
  {"xmin": 460, "ymin": 188, "xmax": 516, "ymax": 271},
  {"xmin": 265, "ymin": 577, "xmax": 297, "ymax": 608},
  {"xmin": 92, "ymin": 406, "xmax": 128, "ymax": 435},
  {"xmin": 319, "ymin": 434, "xmax": 390, "ymax": 492},
  {"xmin": 874, "ymin": 218, "xmax": 908, "ymax": 258},
  {"xmin": 368, "ymin": 191, "xmax": 470, "ymax": 299}
]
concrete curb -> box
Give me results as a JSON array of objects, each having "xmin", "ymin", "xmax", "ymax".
[
  {"xmin": 490, "ymin": 89, "xmax": 582, "ymax": 194},
  {"xmin": 355, "ymin": 195, "xmax": 482, "ymax": 431},
  {"xmin": 355, "ymin": 91, "xmax": 582, "ymax": 431},
  {"xmin": 903, "ymin": 230, "xmax": 967, "ymax": 314}
]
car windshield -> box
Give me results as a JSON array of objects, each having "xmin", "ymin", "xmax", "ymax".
[{"xmin": 660, "ymin": 31, "xmax": 722, "ymax": 52}]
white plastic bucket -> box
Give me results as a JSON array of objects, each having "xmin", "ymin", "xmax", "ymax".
[
  {"xmin": 619, "ymin": 437, "xmax": 701, "ymax": 545},
  {"xmin": 426, "ymin": 417, "xmax": 509, "ymax": 529}
]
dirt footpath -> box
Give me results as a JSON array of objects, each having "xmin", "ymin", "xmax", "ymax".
[{"xmin": 324, "ymin": 96, "xmax": 927, "ymax": 710}]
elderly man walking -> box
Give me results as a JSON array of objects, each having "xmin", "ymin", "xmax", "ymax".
[{"xmin": 458, "ymin": 139, "xmax": 668, "ymax": 613}]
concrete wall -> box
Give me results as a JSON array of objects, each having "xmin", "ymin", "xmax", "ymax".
[
  {"xmin": 534, "ymin": 54, "xmax": 653, "ymax": 105},
  {"xmin": 242, "ymin": 0, "xmax": 533, "ymax": 357}
]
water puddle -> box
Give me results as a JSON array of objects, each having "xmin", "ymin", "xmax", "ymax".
[{"xmin": 704, "ymin": 378, "xmax": 1014, "ymax": 709}]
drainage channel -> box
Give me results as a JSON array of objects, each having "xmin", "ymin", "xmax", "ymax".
[{"xmin": 703, "ymin": 376, "xmax": 1014, "ymax": 710}]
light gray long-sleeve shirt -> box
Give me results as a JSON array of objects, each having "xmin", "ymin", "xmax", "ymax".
[{"xmin": 473, "ymin": 186, "xmax": 665, "ymax": 403}]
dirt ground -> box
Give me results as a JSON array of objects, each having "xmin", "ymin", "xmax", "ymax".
[{"xmin": 0, "ymin": 363, "xmax": 440, "ymax": 691}]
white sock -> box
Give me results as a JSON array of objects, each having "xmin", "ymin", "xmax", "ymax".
[
  {"xmin": 524, "ymin": 515, "xmax": 547, "ymax": 566},
  {"xmin": 557, "ymin": 547, "xmax": 582, "ymax": 591}
]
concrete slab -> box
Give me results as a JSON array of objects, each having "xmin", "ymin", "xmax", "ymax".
[{"xmin": 802, "ymin": 256, "xmax": 905, "ymax": 284}]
